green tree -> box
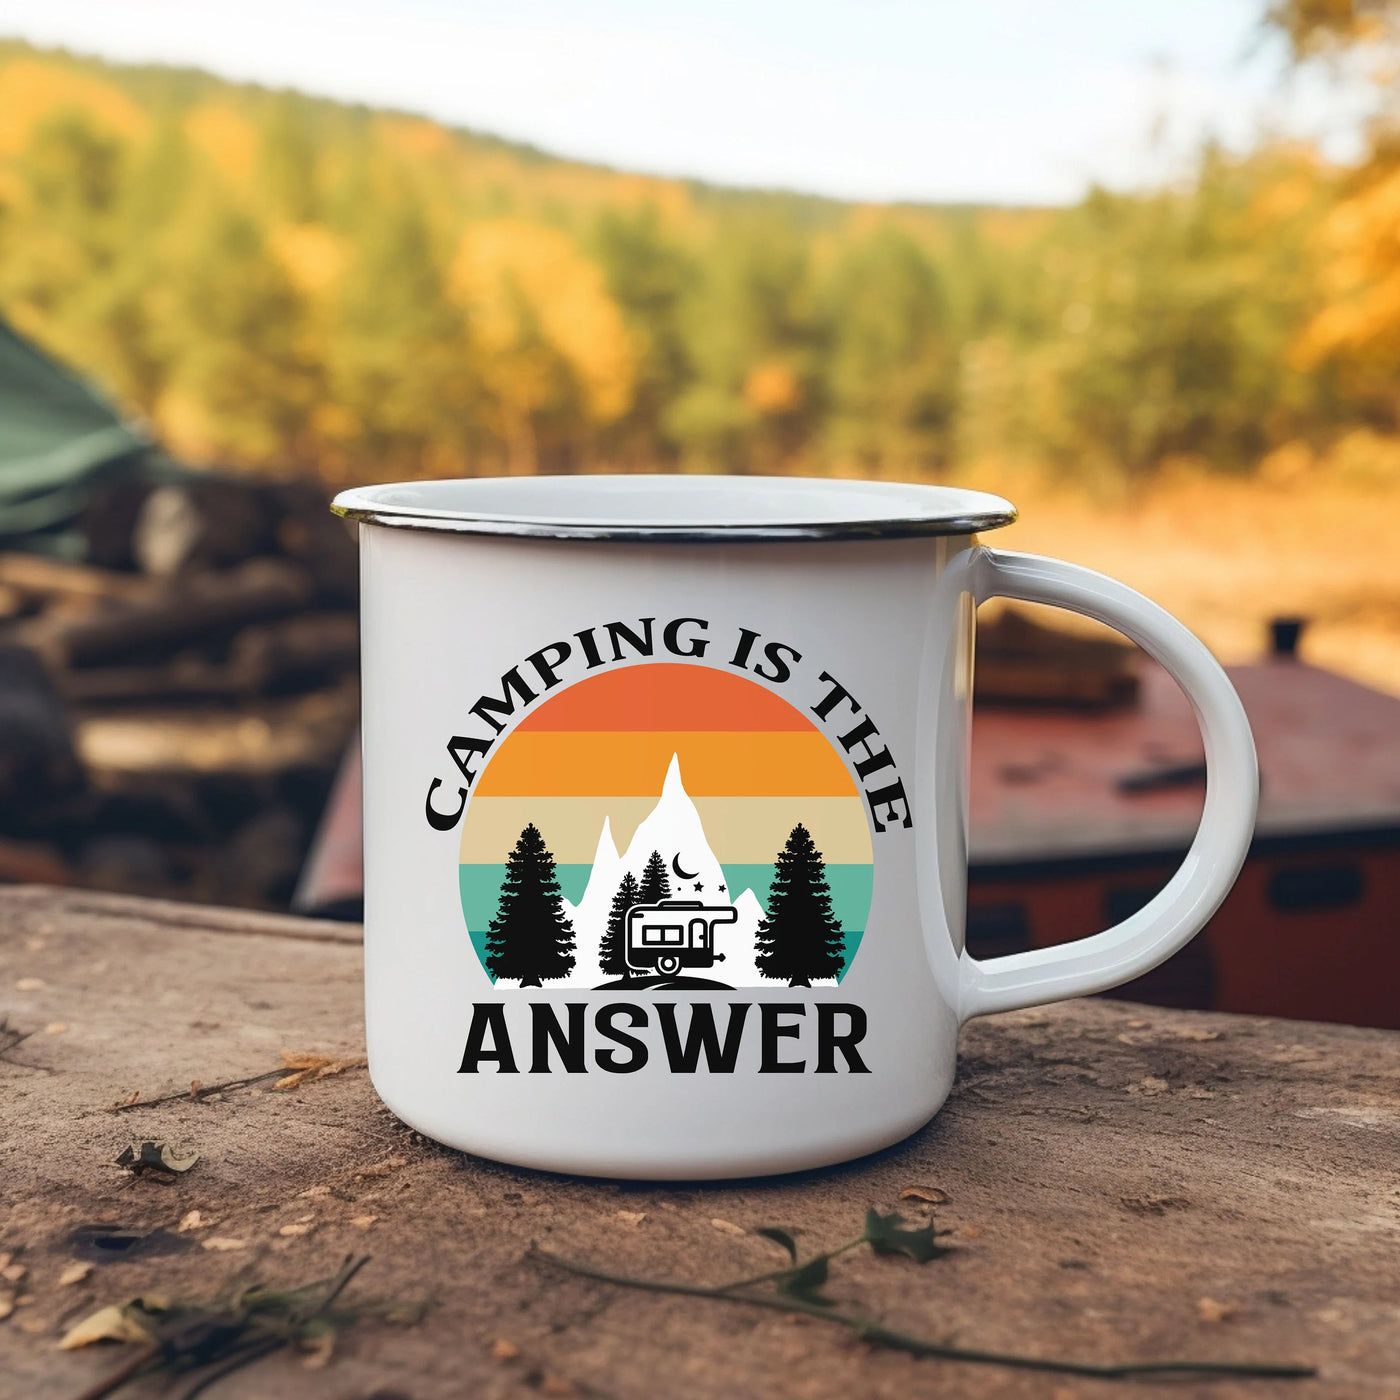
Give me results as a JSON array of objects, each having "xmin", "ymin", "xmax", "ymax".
[
  {"xmin": 667, "ymin": 212, "xmax": 822, "ymax": 471},
  {"xmin": 0, "ymin": 112, "xmax": 128, "ymax": 372},
  {"xmin": 160, "ymin": 199, "xmax": 321, "ymax": 464},
  {"xmin": 328, "ymin": 189, "xmax": 475, "ymax": 477},
  {"xmin": 755, "ymin": 824, "xmax": 845, "ymax": 988},
  {"xmin": 256, "ymin": 91, "xmax": 319, "ymax": 222},
  {"xmin": 591, "ymin": 205, "xmax": 693, "ymax": 467},
  {"xmin": 1024, "ymin": 155, "xmax": 1321, "ymax": 480},
  {"xmin": 485, "ymin": 824, "xmax": 576, "ymax": 987},
  {"xmin": 822, "ymin": 226, "xmax": 955, "ymax": 473},
  {"xmin": 599, "ymin": 869, "xmax": 641, "ymax": 980},
  {"xmin": 637, "ymin": 849, "xmax": 672, "ymax": 905}
]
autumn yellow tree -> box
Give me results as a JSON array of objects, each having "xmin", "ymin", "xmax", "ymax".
[
  {"xmin": 1272, "ymin": 0, "xmax": 1400, "ymax": 433},
  {"xmin": 3, "ymin": 34, "xmax": 1394, "ymax": 488},
  {"xmin": 449, "ymin": 218, "xmax": 634, "ymax": 473}
]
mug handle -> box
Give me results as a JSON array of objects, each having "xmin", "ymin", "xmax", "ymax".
[{"xmin": 957, "ymin": 547, "xmax": 1258, "ymax": 1021}]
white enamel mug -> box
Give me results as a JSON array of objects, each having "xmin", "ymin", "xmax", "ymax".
[{"xmin": 333, "ymin": 476, "xmax": 1257, "ymax": 1179}]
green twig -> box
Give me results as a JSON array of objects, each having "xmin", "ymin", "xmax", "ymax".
[
  {"xmin": 69, "ymin": 1343, "xmax": 160, "ymax": 1400},
  {"xmin": 714, "ymin": 1235, "xmax": 866, "ymax": 1294},
  {"xmin": 314, "ymin": 1253, "xmax": 371, "ymax": 1314},
  {"xmin": 529, "ymin": 1247, "xmax": 1314, "ymax": 1381},
  {"xmin": 64, "ymin": 1255, "xmax": 381, "ymax": 1400},
  {"xmin": 176, "ymin": 1337, "xmax": 283, "ymax": 1400}
]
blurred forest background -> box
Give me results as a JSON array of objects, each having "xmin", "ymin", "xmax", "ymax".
[{"xmin": 3, "ymin": 1, "xmax": 1400, "ymax": 689}]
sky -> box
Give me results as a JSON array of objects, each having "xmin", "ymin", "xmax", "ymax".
[{"xmin": 0, "ymin": 0, "xmax": 1369, "ymax": 205}]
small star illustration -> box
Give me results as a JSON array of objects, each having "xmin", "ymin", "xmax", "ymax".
[
  {"xmin": 718, "ymin": 883, "xmax": 726, "ymax": 894},
  {"xmin": 693, "ymin": 881, "xmax": 704, "ymax": 892}
]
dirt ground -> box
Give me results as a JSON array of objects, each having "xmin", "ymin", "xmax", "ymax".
[{"xmin": 2, "ymin": 886, "xmax": 1399, "ymax": 1399}]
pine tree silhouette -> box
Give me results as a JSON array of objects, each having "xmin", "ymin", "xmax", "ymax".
[
  {"xmin": 485, "ymin": 823, "xmax": 576, "ymax": 987},
  {"xmin": 600, "ymin": 870, "xmax": 641, "ymax": 979},
  {"xmin": 754, "ymin": 823, "xmax": 846, "ymax": 987},
  {"xmin": 637, "ymin": 849, "xmax": 672, "ymax": 905}
]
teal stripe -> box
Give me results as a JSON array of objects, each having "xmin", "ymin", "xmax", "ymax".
[
  {"xmin": 459, "ymin": 863, "xmax": 592, "ymax": 984},
  {"xmin": 459, "ymin": 861, "xmax": 872, "ymax": 985},
  {"xmin": 722, "ymin": 863, "xmax": 872, "ymax": 982}
]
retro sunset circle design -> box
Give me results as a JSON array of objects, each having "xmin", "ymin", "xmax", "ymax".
[{"xmin": 458, "ymin": 663, "xmax": 875, "ymax": 989}]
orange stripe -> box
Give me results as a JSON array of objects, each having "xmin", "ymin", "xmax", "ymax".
[
  {"xmin": 474, "ymin": 731, "xmax": 857, "ymax": 797},
  {"xmin": 516, "ymin": 662, "xmax": 811, "ymax": 732}
]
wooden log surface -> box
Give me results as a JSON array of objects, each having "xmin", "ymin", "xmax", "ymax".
[{"xmin": 1, "ymin": 884, "xmax": 1397, "ymax": 1399}]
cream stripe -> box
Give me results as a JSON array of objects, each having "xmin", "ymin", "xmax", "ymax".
[
  {"xmin": 459, "ymin": 795, "xmax": 872, "ymax": 866},
  {"xmin": 460, "ymin": 796, "xmax": 656, "ymax": 865},
  {"xmin": 695, "ymin": 797, "xmax": 872, "ymax": 865}
]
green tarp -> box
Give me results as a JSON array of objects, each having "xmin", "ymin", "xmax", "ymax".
[{"xmin": 0, "ymin": 319, "xmax": 174, "ymax": 554}]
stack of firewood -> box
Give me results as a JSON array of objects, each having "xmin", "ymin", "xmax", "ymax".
[{"xmin": 0, "ymin": 475, "xmax": 360, "ymax": 910}]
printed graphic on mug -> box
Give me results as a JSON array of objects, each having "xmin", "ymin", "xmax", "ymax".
[{"xmin": 458, "ymin": 662, "xmax": 875, "ymax": 989}]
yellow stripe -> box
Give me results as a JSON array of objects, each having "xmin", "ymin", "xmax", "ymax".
[
  {"xmin": 460, "ymin": 795, "xmax": 873, "ymax": 865},
  {"xmin": 472, "ymin": 730, "xmax": 857, "ymax": 798}
]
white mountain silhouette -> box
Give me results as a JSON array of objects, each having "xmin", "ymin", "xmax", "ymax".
[{"xmin": 564, "ymin": 754, "xmax": 765, "ymax": 986}]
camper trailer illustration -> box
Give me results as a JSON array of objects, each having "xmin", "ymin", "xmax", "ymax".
[{"xmin": 625, "ymin": 899, "xmax": 738, "ymax": 977}]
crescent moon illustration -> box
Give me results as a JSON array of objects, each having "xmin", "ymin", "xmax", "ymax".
[{"xmin": 671, "ymin": 852, "xmax": 699, "ymax": 880}]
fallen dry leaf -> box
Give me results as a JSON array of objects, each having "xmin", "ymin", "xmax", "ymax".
[
  {"xmin": 615, "ymin": 1210, "xmax": 646, "ymax": 1224},
  {"xmin": 1127, "ymin": 1076, "xmax": 1170, "ymax": 1096},
  {"xmin": 14, "ymin": 978, "xmax": 45, "ymax": 992},
  {"xmin": 350, "ymin": 1215, "xmax": 378, "ymax": 1230},
  {"xmin": 1, "ymin": 1263, "xmax": 26, "ymax": 1285},
  {"xmin": 1120, "ymin": 1195, "xmax": 1190, "ymax": 1215},
  {"xmin": 491, "ymin": 1337, "xmax": 521, "ymax": 1361},
  {"xmin": 710, "ymin": 1218, "xmax": 746, "ymax": 1236},
  {"xmin": 1173, "ymin": 1027, "xmax": 1221, "ymax": 1041},
  {"xmin": 1198, "ymin": 1297, "xmax": 1238, "ymax": 1324},
  {"xmin": 115, "ymin": 1141, "xmax": 200, "ymax": 1177},
  {"xmin": 177, "ymin": 1210, "xmax": 207, "ymax": 1233},
  {"xmin": 278, "ymin": 1222, "xmax": 315, "ymax": 1238},
  {"xmin": 301, "ymin": 1329, "xmax": 335, "ymax": 1369},
  {"xmin": 201, "ymin": 1237, "xmax": 246, "ymax": 1252},
  {"xmin": 44, "ymin": 1022, "xmax": 67, "ymax": 1035},
  {"xmin": 898, "ymin": 1186, "xmax": 949, "ymax": 1205},
  {"xmin": 355, "ymin": 1155, "xmax": 406, "ymax": 1179},
  {"xmin": 0, "ymin": 1295, "xmax": 13, "ymax": 1321},
  {"xmin": 58, "ymin": 1262, "xmax": 93, "ymax": 1287},
  {"xmin": 958, "ymin": 1225, "xmax": 984, "ymax": 1239},
  {"xmin": 274, "ymin": 1048, "xmax": 368, "ymax": 1091},
  {"xmin": 58, "ymin": 1304, "xmax": 155, "ymax": 1350}
]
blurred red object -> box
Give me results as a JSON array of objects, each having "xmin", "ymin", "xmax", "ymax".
[
  {"xmin": 292, "ymin": 737, "xmax": 362, "ymax": 920},
  {"xmin": 968, "ymin": 658, "xmax": 1400, "ymax": 1028}
]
